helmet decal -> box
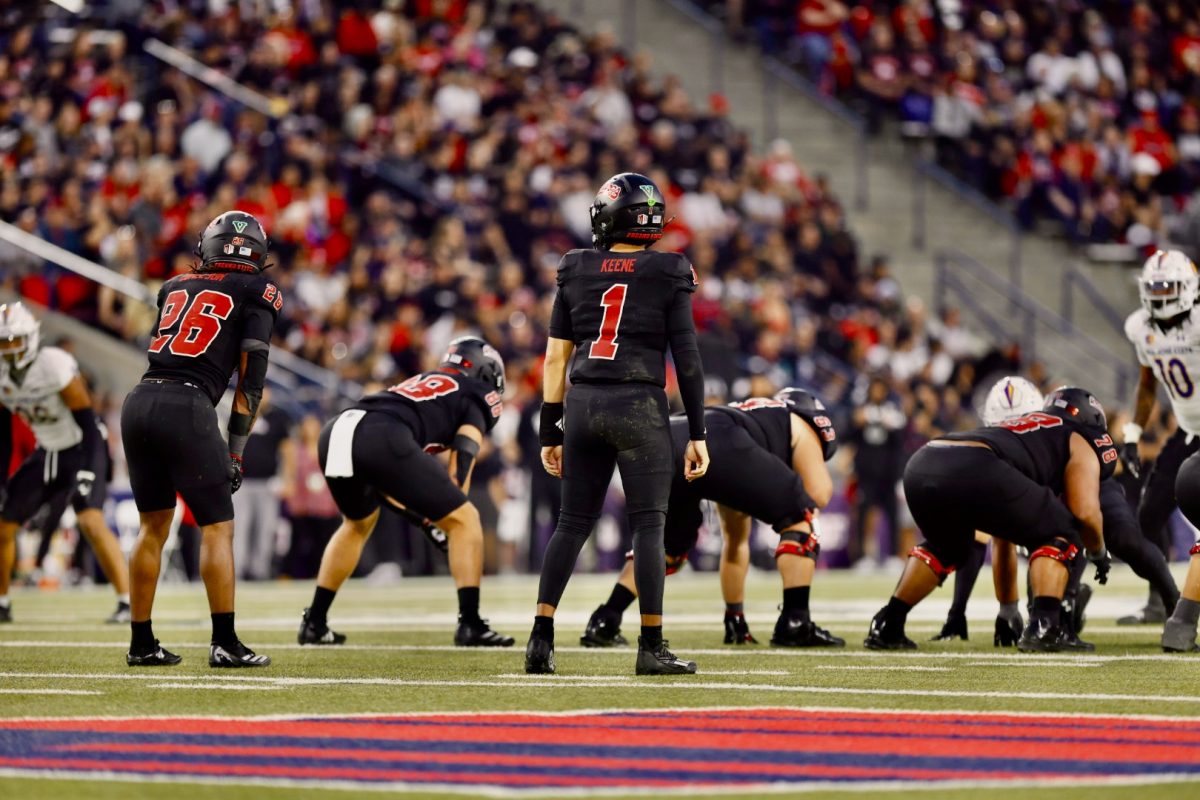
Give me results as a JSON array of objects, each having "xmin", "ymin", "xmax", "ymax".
[{"xmin": 639, "ymin": 185, "xmax": 657, "ymax": 206}]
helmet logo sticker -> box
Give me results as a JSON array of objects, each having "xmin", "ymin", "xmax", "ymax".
[
  {"xmin": 637, "ymin": 213, "xmax": 648, "ymax": 225},
  {"xmin": 223, "ymin": 244, "xmax": 235, "ymax": 254},
  {"xmin": 232, "ymin": 237, "xmax": 245, "ymax": 246},
  {"xmin": 639, "ymin": 185, "xmax": 657, "ymax": 206},
  {"xmin": 238, "ymin": 247, "xmax": 253, "ymax": 256},
  {"xmin": 602, "ymin": 182, "xmax": 621, "ymax": 200},
  {"xmin": 232, "ymin": 220, "xmax": 248, "ymax": 233}
]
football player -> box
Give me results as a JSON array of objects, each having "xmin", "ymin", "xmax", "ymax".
[
  {"xmin": 1119, "ymin": 249, "xmax": 1200, "ymax": 624},
  {"xmin": 867, "ymin": 387, "xmax": 1116, "ymax": 653},
  {"xmin": 0, "ymin": 304, "xmax": 130, "ymax": 624},
  {"xmin": 1166, "ymin": 456, "xmax": 1200, "ymax": 651},
  {"xmin": 297, "ymin": 336, "xmax": 513, "ymax": 648},
  {"xmin": 581, "ymin": 388, "xmax": 842, "ymax": 648},
  {"xmin": 121, "ymin": 211, "xmax": 281, "ymax": 668},
  {"xmin": 527, "ymin": 172, "xmax": 709, "ymax": 676}
]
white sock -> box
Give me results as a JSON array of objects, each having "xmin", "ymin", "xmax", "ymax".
[
  {"xmin": 117, "ymin": 594, "xmax": 130, "ymax": 605},
  {"xmin": 0, "ymin": 596, "xmax": 10, "ymax": 609}
]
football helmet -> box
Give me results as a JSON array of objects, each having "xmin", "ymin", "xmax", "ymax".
[
  {"xmin": 774, "ymin": 386, "xmax": 838, "ymax": 460},
  {"xmin": 442, "ymin": 336, "xmax": 505, "ymax": 394},
  {"xmin": 195, "ymin": 211, "xmax": 270, "ymax": 273},
  {"xmin": 590, "ymin": 172, "xmax": 666, "ymax": 248},
  {"xmin": 1138, "ymin": 249, "xmax": 1198, "ymax": 323},
  {"xmin": 1044, "ymin": 386, "xmax": 1108, "ymax": 432},
  {"xmin": 981, "ymin": 376, "xmax": 1043, "ymax": 426},
  {"xmin": 0, "ymin": 302, "xmax": 41, "ymax": 371}
]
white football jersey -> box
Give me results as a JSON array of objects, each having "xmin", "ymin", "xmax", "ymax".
[
  {"xmin": 0, "ymin": 347, "xmax": 82, "ymax": 452},
  {"xmin": 1126, "ymin": 307, "xmax": 1200, "ymax": 436}
]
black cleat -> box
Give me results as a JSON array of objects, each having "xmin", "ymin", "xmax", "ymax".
[
  {"xmin": 524, "ymin": 636, "xmax": 555, "ymax": 674},
  {"xmin": 864, "ymin": 610, "xmax": 917, "ymax": 650},
  {"xmin": 635, "ymin": 638, "xmax": 697, "ymax": 675},
  {"xmin": 771, "ymin": 610, "xmax": 844, "ymax": 647},
  {"xmin": 209, "ymin": 640, "xmax": 271, "ymax": 668},
  {"xmin": 932, "ymin": 612, "xmax": 968, "ymax": 641},
  {"xmin": 106, "ymin": 601, "xmax": 131, "ymax": 625},
  {"xmin": 994, "ymin": 614, "xmax": 1023, "ymax": 647},
  {"xmin": 724, "ymin": 613, "xmax": 759, "ymax": 645},
  {"xmin": 1017, "ymin": 618, "xmax": 1068, "ymax": 653},
  {"xmin": 298, "ymin": 608, "xmax": 346, "ymax": 645},
  {"xmin": 1071, "ymin": 584, "xmax": 1092, "ymax": 634},
  {"xmin": 581, "ymin": 605, "xmax": 628, "ymax": 648},
  {"xmin": 126, "ymin": 641, "xmax": 182, "ymax": 667},
  {"xmin": 0, "ymin": 603, "xmax": 10, "ymax": 624},
  {"xmin": 455, "ymin": 616, "xmax": 514, "ymax": 647}
]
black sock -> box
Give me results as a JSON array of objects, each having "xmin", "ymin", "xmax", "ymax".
[
  {"xmin": 1031, "ymin": 595, "xmax": 1061, "ymax": 626},
  {"xmin": 532, "ymin": 615, "xmax": 554, "ymax": 643},
  {"xmin": 640, "ymin": 624, "xmax": 663, "ymax": 648},
  {"xmin": 211, "ymin": 612, "xmax": 236, "ymax": 646},
  {"xmin": 950, "ymin": 540, "xmax": 987, "ymax": 616},
  {"xmin": 457, "ymin": 587, "xmax": 481, "ymax": 622},
  {"xmin": 309, "ymin": 586, "xmax": 336, "ymax": 623},
  {"xmin": 131, "ymin": 619, "xmax": 155, "ymax": 651},
  {"xmin": 725, "ymin": 602, "xmax": 744, "ymax": 617},
  {"xmin": 604, "ymin": 584, "xmax": 637, "ymax": 615},
  {"xmin": 884, "ymin": 596, "xmax": 913, "ymax": 624},
  {"xmin": 783, "ymin": 586, "xmax": 811, "ymax": 615}
]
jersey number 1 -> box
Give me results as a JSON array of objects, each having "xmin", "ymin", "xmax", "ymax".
[
  {"xmin": 148, "ymin": 289, "xmax": 234, "ymax": 357},
  {"xmin": 588, "ymin": 283, "xmax": 627, "ymax": 360}
]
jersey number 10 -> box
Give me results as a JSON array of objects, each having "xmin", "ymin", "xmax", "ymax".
[
  {"xmin": 1153, "ymin": 357, "xmax": 1195, "ymax": 399},
  {"xmin": 149, "ymin": 289, "xmax": 233, "ymax": 357},
  {"xmin": 589, "ymin": 284, "xmax": 627, "ymax": 360}
]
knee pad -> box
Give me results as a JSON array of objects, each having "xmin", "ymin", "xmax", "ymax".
[
  {"xmin": 909, "ymin": 544, "xmax": 955, "ymax": 584},
  {"xmin": 775, "ymin": 528, "xmax": 820, "ymax": 560},
  {"xmin": 1029, "ymin": 537, "xmax": 1079, "ymax": 565}
]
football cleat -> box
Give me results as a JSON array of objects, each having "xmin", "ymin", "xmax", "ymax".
[
  {"xmin": 864, "ymin": 610, "xmax": 917, "ymax": 650},
  {"xmin": 209, "ymin": 640, "xmax": 271, "ymax": 668},
  {"xmin": 1017, "ymin": 618, "xmax": 1068, "ymax": 653},
  {"xmin": 126, "ymin": 641, "xmax": 182, "ymax": 667},
  {"xmin": 723, "ymin": 613, "xmax": 759, "ymax": 645},
  {"xmin": 994, "ymin": 614, "xmax": 1023, "ymax": 647},
  {"xmin": 1065, "ymin": 584, "xmax": 1092, "ymax": 634},
  {"xmin": 635, "ymin": 638, "xmax": 697, "ymax": 675},
  {"xmin": 524, "ymin": 636, "xmax": 555, "ymax": 674},
  {"xmin": 771, "ymin": 610, "xmax": 844, "ymax": 647},
  {"xmin": 297, "ymin": 608, "xmax": 346, "ymax": 645},
  {"xmin": 932, "ymin": 612, "xmax": 968, "ymax": 641},
  {"xmin": 0, "ymin": 603, "xmax": 11, "ymax": 624},
  {"xmin": 1162, "ymin": 618, "xmax": 1200, "ymax": 653},
  {"xmin": 455, "ymin": 616, "xmax": 514, "ymax": 647},
  {"xmin": 106, "ymin": 601, "xmax": 131, "ymax": 625},
  {"xmin": 581, "ymin": 605, "xmax": 628, "ymax": 648},
  {"xmin": 1117, "ymin": 595, "xmax": 1166, "ymax": 625}
]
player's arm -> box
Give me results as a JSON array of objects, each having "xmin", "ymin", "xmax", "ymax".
[
  {"xmin": 666, "ymin": 289, "xmax": 709, "ymax": 481},
  {"xmin": 539, "ymin": 336, "xmax": 573, "ymax": 478},
  {"xmin": 227, "ymin": 304, "xmax": 275, "ymax": 493},
  {"xmin": 448, "ymin": 423, "xmax": 484, "ymax": 493},
  {"xmin": 791, "ymin": 416, "xmax": 833, "ymax": 509},
  {"xmin": 1121, "ymin": 366, "xmax": 1158, "ymax": 478},
  {"xmin": 1064, "ymin": 432, "xmax": 1107, "ymax": 580},
  {"xmin": 59, "ymin": 374, "xmax": 103, "ymax": 498}
]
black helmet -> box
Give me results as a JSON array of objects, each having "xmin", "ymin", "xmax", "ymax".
[
  {"xmin": 195, "ymin": 211, "xmax": 270, "ymax": 273},
  {"xmin": 442, "ymin": 336, "xmax": 505, "ymax": 394},
  {"xmin": 1043, "ymin": 386, "xmax": 1108, "ymax": 431},
  {"xmin": 775, "ymin": 387, "xmax": 838, "ymax": 460},
  {"xmin": 589, "ymin": 172, "xmax": 666, "ymax": 248}
]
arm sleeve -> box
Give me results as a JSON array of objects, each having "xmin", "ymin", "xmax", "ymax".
[
  {"xmin": 667, "ymin": 289, "xmax": 706, "ymax": 440},
  {"xmin": 548, "ymin": 289, "xmax": 573, "ymax": 341},
  {"xmin": 461, "ymin": 399, "xmax": 487, "ymax": 433},
  {"xmin": 71, "ymin": 407, "xmax": 103, "ymax": 466},
  {"xmin": 242, "ymin": 304, "xmax": 276, "ymax": 345}
]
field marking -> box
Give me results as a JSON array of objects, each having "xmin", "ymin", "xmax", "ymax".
[
  {"xmin": 965, "ymin": 661, "xmax": 1105, "ymax": 668},
  {"xmin": 145, "ymin": 683, "xmax": 283, "ymax": 691},
  {"xmin": 813, "ymin": 665, "xmax": 953, "ymax": 672},
  {"xmin": 3, "ymin": 670, "xmax": 1200, "ymax": 705},
  {"xmin": 0, "ymin": 689, "xmax": 102, "ymax": 696},
  {"xmin": 493, "ymin": 671, "xmax": 791, "ymax": 679}
]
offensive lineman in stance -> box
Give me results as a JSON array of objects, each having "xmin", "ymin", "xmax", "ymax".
[
  {"xmin": 527, "ymin": 172, "xmax": 709, "ymax": 675},
  {"xmin": 122, "ymin": 211, "xmax": 280, "ymax": 667}
]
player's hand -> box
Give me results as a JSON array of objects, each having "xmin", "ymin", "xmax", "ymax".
[
  {"xmin": 74, "ymin": 469, "xmax": 96, "ymax": 501},
  {"xmin": 1119, "ymin": 442, "xmax": 1141, "ymax": 480},
  {"xmin": 541, "ymin": 445, "xmax": 562, "ymax": 478},
  {"xmin": 229, "ymin": 454, "xmax": 244, "ymax": 494},
  {"xmin": 1087, "ymin": 547, "xmax": 1111, "ymax": 585},
  {"xmin": 684, "ymin": 440, "xmax": 709, "ymax": 482}
]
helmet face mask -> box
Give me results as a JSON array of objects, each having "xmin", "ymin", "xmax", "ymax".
[
  {"xmin": 1139, "ymin": 250, "xmax": 1198, "ymax": 322},
  {"xmin": 590, "ymin": 173, "xmax": 666, "ymax": 249},
  {"xmin": 0, "ymin": 303, "xmax": 40, "ymax": 372},
  {"xmin": 981, "ymin": 376, "xmax": 1043, "ymax": 426}
]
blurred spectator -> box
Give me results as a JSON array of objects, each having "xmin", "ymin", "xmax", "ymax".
[
  {"xmin": 848, "ymin": 376, "xmax": 907, "ymax": 567},
  {"xmin": 282, "ymin": 414, "xmax": 340, "ymax": 579},
  {"xmin": 233, "ymin": 388, "xmax": 295, "ymax": 580}
]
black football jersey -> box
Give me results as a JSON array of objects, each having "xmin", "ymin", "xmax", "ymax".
[
  {"xmin": 549, "ymin": 248, "xmax": 697, "ymax": 386},
  {"xmin": 142, "ymin": 270, "xmax": 282, "ymax": 404},
  {"xmin": 355, "ymin": 369, "xmax": 503, "ymax": 451},
  {"xmin": 717, "ymin": 398, "xmax": 839, "ymax": 462},
  {"xmin": 943, "ymin": 412, "xmax": 1118, "ymax": 492}
]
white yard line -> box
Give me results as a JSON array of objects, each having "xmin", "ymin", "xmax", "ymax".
[
  {"xmin": 813, "ymin": 665, "xmax": 953, "ymax": 672},
  {"xmin": 145, "ymin": 683, "xmax": 283, "ymax": 691},
  {"xmin": 965, "ymin": 661, "xmax": 1106, "ymax": 668},
  {"xmin": 0, "ymin": 689, "xmax": 102, "ymax": 696}
]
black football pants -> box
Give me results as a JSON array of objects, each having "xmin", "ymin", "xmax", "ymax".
[{"xmin": 1139, "ymin": 428, "xmax": 1200, "ymax": 558}]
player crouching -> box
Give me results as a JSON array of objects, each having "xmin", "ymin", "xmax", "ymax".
[
  {"xmin": 298, "ymin": 337, "xmax": 513, "ymax": 648},
  {"xmin": 866, "ymin": 387, "xmax": 1115, "ymax": 653}
]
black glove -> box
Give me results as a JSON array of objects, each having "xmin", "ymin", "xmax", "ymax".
[
  {"xmin": 1087, "ymin": 547, "xmax": 1111, "ymax": 585},
  {"xmin": 74, "ymin": 469, "xmax": 96, "ymax": 501},
  {"xmin": 229, "ymin": 454, "xmax": 244, "ymax": 494}
]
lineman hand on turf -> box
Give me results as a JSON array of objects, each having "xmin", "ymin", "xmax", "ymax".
[
  {"xmin": 684, "ymin": 440, "xmax": 709, "ymax": 482},
  {"xmin": 229, "ymin": 454, "xmax": 244, "ymax": 494},
  {"xmin": 541, "ymin": 445, "xmax": 562, "ymax": 478},
  {"xmin": 1087, "ymin": 547, "xmax": 1111, "ymax": 585}
]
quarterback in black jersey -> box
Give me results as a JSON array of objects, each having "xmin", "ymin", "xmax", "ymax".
[
  {"xmin": 297, "ymin": 336, "xmax": 513, "ymax": 648},
  {"xmin": 527, "ymin": 173, "xmax": 709, "ymax": 676},
  {"xmin": 581, "ymin": 388, "xmax": 844, "ymax": 649},
  {"xmin": 867, "ymin": 387, "xmax": 1117, "ymax": 653},
  {"xmin": 122, "ymin": 211, "xmax": 280, "ymax": 668}
]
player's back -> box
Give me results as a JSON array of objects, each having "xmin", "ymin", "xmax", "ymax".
[
  {"xmin": 355, "ymin": 369, "xmax": 503, "ymax": 449},
  {"xmin": 555, "ymin": 248, "xmax": 696, "ymax": 386},
  {"xmin": 142, "ymin": 270, "xmax": 282, "ymax": 405}
]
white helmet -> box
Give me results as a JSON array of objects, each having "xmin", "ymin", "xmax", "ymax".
[
  {"xmin": 1139, "ymin": 249, "xmax": 1199, "ymax": 322},
  {"xmin": 981, "ymin": 376, "xmax": 1043, "ymax": 426},
  {"xmin": 0, "ymin": 302, "xmax": 41, "ymax": 371}
]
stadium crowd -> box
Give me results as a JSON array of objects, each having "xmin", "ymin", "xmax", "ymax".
[
  {"xmin": 709, "ymin": 0, "xmax": 1200, "ymax": 247},
  {"xmin": 0, "ymin": 0, "xmax": 1166, "ymax": 582}
]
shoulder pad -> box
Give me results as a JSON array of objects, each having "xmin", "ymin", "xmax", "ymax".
[
  {"xmin": 37, "ymin": 347, "xmax": 80, "ymax": 390},
  {"xmin": 556, "ymin": 250, "xmax": 586, "ymax": 287},
  {"xmin": 1124, "ymin": 308, "xmax": 1150, "ymax": 342},
  {"xmin": 247, "ymin": 274, "xmax": 284, "ymax": 317},
  {"xmin": 658, "ymin": 252, "xmax": 698, "ymax": 291}
]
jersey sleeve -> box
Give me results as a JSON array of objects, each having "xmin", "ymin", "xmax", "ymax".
[
  {"xmin": 39, "ymin": 348, "xmax": 81, "ymax": 392},
  {"xmin": 1124, "ymin": 310, "xmax": 1152, "ymax": 367},
  {"xmin": 662, "ymin": 253, "xmax": 699, "ymax": 295},
  {"xmin": 243, "ymin": 276, "xmax": 283, "ymax": 344},
  {"xmin": 801, "ymin": 410, "xmax": 839, "ymax": 461},
  {"xmin": 1091, "ymin": 430, "xmax": 1119, "ymax": 480},
  {"xmin": 463, "ymin": 380, "xmax": 504, "ymax": 433},
  {"xmin": 548, "ymin": 288, "xmax": 573, "ymax": 340}
]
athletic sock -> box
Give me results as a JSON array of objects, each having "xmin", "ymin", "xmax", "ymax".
[
  {"xmin": 998, "ymin": 602, "xmax": 1021, "ymax": 623},
  {"xmin": 309, "ymin": 586, "xmax": 336, "ymax": 624},
  {"xmin": 532, "ymin": 615, "xmax": 554, "ymax": 643},
  {"xmin": 0, "ymin": 595, "xmax": 9, "ymax": 609},
  {"xmin": 1172, "ymin": 597, "xmax": 1200, "ymax": 626},
  {"xmin": 117, "ymin": 594, "xmax": 130, "ymax": 606},
  {"xmin": 457, "ymin": 587, "xmax": 481, "ymax": 623},
  {"xmin": 1031, "ymin": 596, "xmax": 1061, "ymax": 626},
  {"xmin": 211, "ymin": 612, "xmax": 237, "ymax": 647},
  {"xmin": 603, "ymin": 584, "xmax": 637, "ymax": 615},
  {"xmin": 783, "ymin": 586, "xmax": 811, "ymax": 617},
  {"xmin": 725, "ymin": 602, "xmax": 744, "ymax": 617},
  {"xmin": 883, "ymin": 596, "xmax": 912, "ymax": 624},
  {"xmin": 640, "ymin": 625, "xmax": 663, "ymax": 648},
  {"xmin": 131, "ymin": 619, "xmax": 156, "ymax": 651},
  {"xmin": 950, "ymin": 540, "xmax": 987, "ymax": 616}
]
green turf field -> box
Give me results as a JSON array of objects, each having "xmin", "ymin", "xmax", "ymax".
[{"xmin": 2, "ymin": 565, "xmax": 1200, "ymax": 799}]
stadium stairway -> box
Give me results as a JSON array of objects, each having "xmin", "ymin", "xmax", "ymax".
[{"xmin": 553, "ymin": 0, "xmax": 1142, "ymax": 395}]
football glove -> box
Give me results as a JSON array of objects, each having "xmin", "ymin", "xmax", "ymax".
[
  {"xmin": 1087, "ymin": 547, "xmax": 1111, "ymax": 585},
  {"xmin": 1120, "ymin": 423, "xmax": 1142, "ymax": 480},
  {"xmin": 229, "ymin": 454, "xmax": 244, "ymax": 494}
]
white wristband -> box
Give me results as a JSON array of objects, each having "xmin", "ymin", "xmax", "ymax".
[{"xmin": 1122, "ymin": 423, "xmax": 1144, "ymax": 445}]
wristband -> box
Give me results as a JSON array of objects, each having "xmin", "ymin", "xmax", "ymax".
[
  {"xmin": 539, "ymin": 402, "xmax": 564, "ymax": 446},
  {"xmin": 1122, "ymin": 422, "xmax": 1143, "ymax": 445}
]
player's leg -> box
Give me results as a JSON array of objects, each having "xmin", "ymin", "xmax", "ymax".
[
  {"xmin": 74, "ymin": 510, "xmax": 130, "ymax": 617},
  {"xmin": 718, "ymin": 505, "xmax": 758, "ymax": 644},
  {"xmin": 432, "ymin": 500, "xmax": 513, "ymax": 646},
  {"xmin": 934, "ymin": 532, "xmax": 989, "ymax": 642},
  {"xmin": 991, "ymin": 538, "xmax": 1023, "ymax": 646},
  {"xmin": 581, "ymin": 559, "xmax": 637, "ymax": 648},
  {"xmin": 300, "ymin": 509, "xmax": 378, "ymax": 644},
  {"xmin": 0, "ymin": 450, "xmax": 53, "ymax": 622},
  {"xmin": 0, "ymin": 520, "xmax": 17, "ymax": 622},
  {"xmin": 195, "ymin": 512, "xmax": 267, "ymax": 668},
  {"xmin": 126, "ymin": 509, "xmax": 180, "ymax": 665},
  {"xmin": 1099, "ymin": 479, "xmax": 1180, "ymax": 615},
  {"xmin": 1163, "ymin": 452, "xmax": 1200, "ymax": 652}
]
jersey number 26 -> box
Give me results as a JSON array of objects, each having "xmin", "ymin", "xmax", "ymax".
[{"xmin": 148, "ymin": 290, "xmax": 233, "ymax": 357}]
